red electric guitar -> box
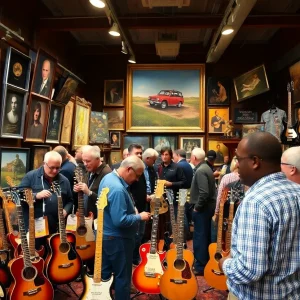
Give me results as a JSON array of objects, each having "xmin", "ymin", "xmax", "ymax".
[{"xmin": 132, "ymin": 180, "xmax": 166, "ymax": 294}]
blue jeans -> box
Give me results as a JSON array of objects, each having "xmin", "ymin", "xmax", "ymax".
[
  {"xmin": 102, "ymin": 236, "xmax": 135, "ymax": 300},
  {"xmin": 132, "ymin": 220, "xmax": 146, "ymax": 264}
]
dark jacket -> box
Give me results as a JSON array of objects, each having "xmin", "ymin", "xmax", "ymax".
[
  {"xmin": 60, "ymin": 159, "xmax": 76, "ymax": 190},
  {"xmin": 177, "ymin": 159, "xmax": 193, "ymax": 189},
  {"xmin": 130, "ymin": 173, "xmax": 147, "ymax": 213}
]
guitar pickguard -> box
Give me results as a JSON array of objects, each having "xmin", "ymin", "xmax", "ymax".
[
  {"xmin": 145, "ymin": 253, "xmax": 164, "ymax": 276},
  {"xmin": 67, "ymin": 243, "xmax": 77, "ymax": 261},
  {"xmin": 181, "ymin": 261, "xmax": 192, "ymax": 279}
]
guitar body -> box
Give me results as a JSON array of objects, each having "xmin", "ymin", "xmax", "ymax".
[
  {"xmin": 160, "ymin": 249, "xmax": 198, "ymax": 300},
  {"xmin": 15, "ymin": 243, "xmax": 45, "ymax": 259},
  {"xmin": 7, "ymin": 232, "xmax": 21, "ymax": 250},
  {"xmin": 80, "ymin": 266, "xmax": 113, "ymax": 300},
  {"xmin": 281, "ymin": 121, "xmax": 299, "ymax": 145},
  {"xmin": 8, "ymin": 256, "xmax": 54, "ymax": 300},
  {"xmin": 0, "ymin": 250, "xmax": 12, "ymax": 288},
  {"xmin": 45, "ymin": 232, "xmax": 82, "ymax": 284},
  {"xmin": 132, "ymin": 243, "xmax": 165, "ymax": 294},
  {"xmin": 204, "ymin": 243, "xmax": 227, "ymax": 291}
]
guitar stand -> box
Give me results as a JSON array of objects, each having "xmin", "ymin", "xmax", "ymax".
[
  {"xmin": 131, "ymin": 291, "xmax": 164, "ymax": 300},
  {"xmin": 55, "ymin": 283, "xmax": 79, "ymax": 298}
]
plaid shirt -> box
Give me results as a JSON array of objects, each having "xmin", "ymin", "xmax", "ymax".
[{"xmin": 223, "ymin": 172, "xmax": 300, "ymax": 299}]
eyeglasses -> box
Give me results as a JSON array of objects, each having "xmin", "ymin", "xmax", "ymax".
[
  {"xmin": 45, "ymin": 162, "xmax": 61, "ymax": 171},
  {"xmin": 281, "ymin": 162, "xmax": 294, "ymax": 167},
  {"xmin": 235, "ymin": 155, "xmax": 263, "ymax": 163},
  {"xmin": 130, "ymin": 167, "xmax": 142, "ymax": 179}
]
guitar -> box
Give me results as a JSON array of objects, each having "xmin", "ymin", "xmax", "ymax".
[
  {"xmin": 7, "ymin": 190, "xmax": 54, "ymax": 300},
  {"xmin": 149, "ymin": 195, "xmax": 168, "ymax": 216},
  {"xmin": 45, "ymin": 182, "xmax": 82, "ymax": 285},
  {"xmin": 212, "ymin": 114, "xmax": 226, "ymax": 129},
  {"xmin": 80, "ymin": 187, "xmax": 113, "ymax": 300},
  {"xmin": 132, "ymin": 180, "xmax": 166, "ymax": 294},
  {"xmin": 204, "ymin": 188, "xmax": 230, "ymax": 291},
  {"xmin": 74, "ymin": 166, "xmax": 95, "ymax": 261},
  {"xmin": 15, "ymin": 189, "xmax": 45, "ymax": 259},
  {"xmin": 281, "ymin": 82, "xmax": 299, "ymax": 144},
  {"xmin": 160, "ymin": 189, "xmax": 198, "ymax": 300}
]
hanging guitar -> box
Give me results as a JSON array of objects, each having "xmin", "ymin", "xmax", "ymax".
[
  {"xmin": 160, "ymin": 189, "xmax": 198, "ymax": 300},
  {"xmin": 80, "ymin": 187, "xmax": 113, "ymax": 300},
  {"xmin": 45, "ymin": 182, "xmax": 82, "ymax": 285},
  {"xmin": 7, "ymin": 190, "xmax": 54, "ymax": 300},
  {"xmin": 132, "ymin": 180, "xmax": 166, "ymax": 294}
]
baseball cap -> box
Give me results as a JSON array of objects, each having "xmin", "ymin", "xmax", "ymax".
[{"xmin": 207, "ymin": 150, "xmax": 217, "ymax": 160}]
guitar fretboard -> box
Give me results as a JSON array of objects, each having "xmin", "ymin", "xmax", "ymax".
[
  {"xmin": 0, "ymin": 209, "xmax": 8, "ymax": 250},
  {"xmin": 150, "ymin": 197, "xmax": 160, "ymax": 254},
  {"xmin": 176, "ymin": 204, "xmax": 185, "ymax": 260},
  {"xmin": 169, "ymin": 200, "xmax": 178, "ymax": 245},
  {"xmin": 57, "ymin": 193, "xmax": 67, "ymax": 244},
  {"xmin": 77, "ymin": 191, "xmax": 85, "ymax": 227}
]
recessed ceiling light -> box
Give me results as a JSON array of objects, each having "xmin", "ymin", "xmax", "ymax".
[
  {"xmin": 89, "ymin": 0, "xmax": 105, "ymax": 8},
  {"xmin": 221, "ymin": 25, "xmax": 234, "ymax": 35},
  {"xmin": 109, "ymin": 23, "xmax": 120, "ymax": 37}
]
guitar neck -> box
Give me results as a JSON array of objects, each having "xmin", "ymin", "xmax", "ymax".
[
  {"xmin": 94, "ymin": 210, "xmax": 104, "ymax": 283},
  {"xmin": 29, "ymin": 204, "xmax": 36, "ymax": 257},
  {"xmin": 0, "ymin": 209, "xmax": 8, "ymax": 250},
  {"xmin": 3, "ymin": 197, "xmax": 14, "ymax": 234},
  {"xmin": 216, "ymin": 202, "xmax": 225, "ymax": 253},
  {"xmin": 169, "ymin": 202, "xmax": 178, "ymax": 245},
  {"xmin": 77, "ymin": 191, "xmax": 85, "ymax": 226},
  {"xmin": 149, "ymin": 197, "xmax": 161, "ymax": 254},
  {"xmin": 58, "ymin": 195, "xmax": 67, "ymax": 244},
  {"xmin": 288, "ymin": 91, "xmax": 292, "ymax": 127},
  {"xmin": 176, "ymin": 204, "xmax": 185, "ymax": 259},
  {"xmin": 225, "ymin": 202, "xmax": 235, "ymax": 251}
]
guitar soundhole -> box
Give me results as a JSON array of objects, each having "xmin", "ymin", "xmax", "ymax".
[
  {"xmin": 77, "ymin": 225, "xmax": 87, "ymax": 236},
  {"xmin": 174, "ymin": 259, "xmax": 186, "ymax": 271},
  {"xmin": 59, "ymin": 242, "xmax": 70, "ymax": 254},
  {"xmin": 214, "ymin": 252, "xmax": 222, "ymax": 262},
  {"xmin": 23, "ymin": 266, "xmax": 36, "ymax": 280}
]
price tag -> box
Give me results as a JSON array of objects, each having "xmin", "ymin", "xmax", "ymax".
[
  {"xmin": 66, "ymin": 214, "xmax": 77, "ymax": 232},
  {"xmin": 35, "ymin": 216, "xmax": 49, "ymax": 238}
]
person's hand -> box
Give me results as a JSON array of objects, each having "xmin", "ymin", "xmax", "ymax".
[
  {"xmin": 63, "ymin": 209, "xmax": 68, "ymax": 218},
  {"xmin": 164, "ymin": 181, "xmax": 172, "ymax": 187},
  {"xmin": 139, "ymin": 211, "xmax": 151, "ymax": 221},
  {"xmin": 146, "ymin": 195, "xmax": 152, "ymax": 202},
  {"xmin": 36, "ymin": 190, "xmax": 52, "ymax": 200},
  {"xmin": 212, "ymin": 214, "xmax": 219, "ymax": 223},
  {"xmin": 218, "ymin": 253, "xmax": 231, "ymax": 272},
  {"xmin": 73, "ymin": 183, "xmax": 89, "ymax": 195}
]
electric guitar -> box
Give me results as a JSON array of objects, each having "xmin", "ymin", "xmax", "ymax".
[
  {"xmin": 132, "ymin": 180, "xmax": 166, "ymax": 294},
  {"xmin": 204, "ymin": 188, "xmax": 230, "ymax": 291},
  {"xmin": 80, "ymin": 187, "xmax": 113, "ymax": 300},
  {"xmin": 74, "ymin": 166, "xmax": 95, "ymax": 261},
  {"xmin": 160, "ymin": 189, "xmax": 198, "ymax": 300},
  {"xmin": 7, "ymin": 190, "xmax": 54, "ymax": 300},
  {"xmin": 45, "ymin": 182, "xmax": 82, "ymax": 285}
]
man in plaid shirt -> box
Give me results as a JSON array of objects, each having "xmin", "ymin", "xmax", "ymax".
[{"xmin": 219, "ymin": 132, "xmax": 300, "ymax": 300}]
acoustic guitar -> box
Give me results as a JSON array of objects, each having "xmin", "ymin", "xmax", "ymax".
[
  {"xmin": 160, "ymin": 189, "xmax": 198, "ymax": 300},
  {"xmin": 204, "ymin": 188, "xmax": 230, "ymax": 291},
  {"xmin": 80, "ymin": 187, "xmax": 113, "ymax": 300},
  {"xmin": 7, "ymin": 190, "xmax": 54, "ymax": 300},
  {"xmin": 212, "ymin": 114, "xmax": 226, "ymax": 129},
  {"xmin": 45, "ymin": 182, "xmax": 82, "ymax": 285},
  {"xmin": 132, "ymin": 180, "xmax": 166, "ymax": 294},
  {"xmin": 74, "ymin": 166, "xmax": 95, "ymax": 261}
]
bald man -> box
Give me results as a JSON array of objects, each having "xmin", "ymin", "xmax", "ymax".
[{"xmin": 281, "ymin": 146, "xmax": 300, "ymax": 184}]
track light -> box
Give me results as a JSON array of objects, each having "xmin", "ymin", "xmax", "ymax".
[
  {"xmin": 121, "ymin": 41, "xmax": 128, "ymax": 54},
  {"xmin": 221, "ymin": 25, "xmax": 234, "ymax": 35},
  {"xmin": 89, "ymin": 0, "xmax": 105, "ymax": 8},
  {"xmin": 109, "ymin": 23, "xmax": 120, "ymax": 37},
  {"xmin": 128, "ymin": 55, "xmax": 136, "ymax": 64}
]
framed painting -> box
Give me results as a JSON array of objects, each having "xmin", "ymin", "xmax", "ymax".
[
  {"xmin": 289, "ymin": 60, "xmax": 300, "ymax": 104},
  {"xmin": 110, "ymin": 131, "xmax": 121, "ymax": 149},
  {"xmin": 89, "ymin": 111, "xmax": 109, "ymax": 144},
  {"xmin": 179, "ymin": 136, "xmax": 204, "ymax": 159},
  {"xmin": 207, "ymin": 77, "xmax": 230, "ymax": 106},
  {"xmin": 60, "ymin": 98, "xmax": 75, "ymax": 144},
  {"xmin": 3, "ymin": 47, "xmax": 31, "ymax": 91},
  {"xmin": 234, "ymin": 64, "xmax": 270, "ymax": 102},
  {"xmin": 242, "ymin": 123, "xmax": 265, "ymax": 138},
  {"xmin": 104, "ymin": 80, "xmax": 125, "ymax": 107},
  {"xmin": 45, "ymin": 102, "xmax": 64, "ymax": 144},
  {"xmin": 54, "ymin": 76, "xmax": 79, "ymax": 105},
  {"xmin": 31, "ymin": 49, "xmax": 57, "ymax": 99},
  {"xmin": 153, "ymin": 135, "xmax": 177, "ymax": 152},
  {"xmin": 31, "ymin": 145, "xmax": 51, "ymax": 170},
  {"xmin": 123, "ymin": 135, "xmax": 151, "ymax": 151},
  {"xmin": 103, "ymin": 108, "xmax": 125, "ymax": 130},
  {"xmin": 207, "ymin": 140, "xmax": 228, "ymax": 166},
  {"xmin": 294, "ymin": 107, "xmax": 300, "ymax": 125},
  {"xmin": 24, "ymin": 95, "xmax": 50, "ymax": 143},
  {"xmin": 110, "ymin": 150, "xmax": 122, "ymax": 166},
  {"xmin": 0, "ymin": 147, "xmax": 30, "ymax": 188},
  {"xmin": 0, "ymin": 85, "xmax": 28, "ymax": 138},
  {"xmin": 234, "ymin": 108, "xmax": 258, "ymax": 124},
  {"xmin": 72, "ymin": 97, "xmax": 91, "ymax": 150},
  {"xmin": 126, "ymin": 64, "xmax": 205, "ymax": 133},
  {"xmin": 208, "ymin": 107, "xmax": 230, "ymax": 134}
]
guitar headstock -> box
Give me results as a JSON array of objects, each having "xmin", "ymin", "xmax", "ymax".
[
  {"xmin": 51, "ymin": 181, "xmax": 61, "ymax": 197},
  {"xmin": 165, "ymin": 189, "xmax": 174, "ymax": 204},
  {"xmin": 10, "ymin": 190, "xmax": 21, "ymax": 206},
  {"xmin": 6, "ymin": 176, "xmax": 15, "ymax": 188},
  {"xmin": 287, "ymin": 81, "xmax": 294, "ymax": 92},
  {"xmin": 24, "ymin": 189, "xmax": 34, "ymax": 206},
  {"xmin": 97, "ymin": 187, "xmax": 109, "ymax": 210},
  {"xmin": 154, "ymin": 179, "xmax": 166, "ymax": 199},
  {"xmin": 178, "ymin": 189, "xmax": 188, "ymax": 206},
  {"xmin": 221, "ymin": 187, "xmax": 230, "ymax": 204},
  {"xmin": 74, "ymin": 166, "xmax": 84, "ymax": 183}
]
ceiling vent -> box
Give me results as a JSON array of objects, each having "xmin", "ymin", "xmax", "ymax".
[
  {"xmin": 155, "ymin": 32, "xmax": 180, "ymax": 59},
  {"xmin": 141, "ymin": 0, "xmax": 190, "ymax": 8}
]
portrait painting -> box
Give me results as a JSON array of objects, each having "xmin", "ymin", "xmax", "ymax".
[
  {"xmin": 103, "ymin": 108, "xmax": 125, "ymax": 130},
  {"xmin": 3, "ymin": 47, "xmax": 31, "ymax": 91},
  {"xmin": 294, "ymin": 107, "xmax": 300, "ymax": 125},
  {"xmin": 31, "ymin": 145, "xmax": 51, "ymax": 170},
  {"xmin": 126, "ymin": 64, "xmax": 205, "ymax": 132},
  {"xmin": 289, "ymin": 60, "xmax": 300, "ymax": 104},
  {"xmin": 89, "ymin": 111, "xmax": 109, "ymax": 144},
  {"xmin": 104, "ymin": 80, "xmax": 124, "ymax": 107},
  {"xmin": 0, "ymin": 86, "xmax": 28, "ymax": 138},
  {"xmin": 179, "ymin": 136, "xmax": 204, "ymax": 159},
  {"xmin": 110, "ymin": 150, "xmax": 122, "ymax": 166},
  {"xmin": 208, "ymin": 107, "xmax": 230, "ymax": 134},
  {"xmin": 123, "ymin": 135, "xmax": 151, "ymax": 151},
  {"xmin": 207, "ymin": 141, "xmax": 229, "ymax": 165},
  {"xmin": 31, "ymin": 49, "xmax": 56, "ymax": 99},
  {"xmin": 55, "ymin": 76, "xmax": 79, "ymax": 105},
  {"xmin": 60, "ymin": 99, "xmax": 75, "ymax": 144},
  {"xmin": 46, "ymin": 103, "xmax": 64, "ymax": 143},
  {"xmin": 24, "ymin": 96, "xmax": 49, "ymax": 143},
  {"xmin": 234, "ymin": 64, "xmax": 270, "ymax": 102},
  {"xmin": 0, "ymin": 147, "xmax": 30, "ymax": 188},
  {"xmin": 242, "ymin": 123, "xmax": 265, "ymax": 138},
  {"xmin": 153, "ymin": 135, "xmax": 177, "ymax": 152},
  {"xmin": 110, "ymin": 131, "xmax": 121, "ymax": 148},
  {"xmin": 207, "ymin": 77, "xmax": 230, "ymax": 106}
]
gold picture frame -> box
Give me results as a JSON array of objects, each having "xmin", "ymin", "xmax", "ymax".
[
  {"xmin": 207, "ymin": 140, "xmax": 229, "ymax": 166},
  {"xmin": 208, "ymin": 107, "xmax": 230, "ymax": 134}
]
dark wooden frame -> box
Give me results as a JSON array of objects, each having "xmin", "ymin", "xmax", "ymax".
[{"xmin": 45, "ymin": 102, "xmax": 64, "ymax": 144}]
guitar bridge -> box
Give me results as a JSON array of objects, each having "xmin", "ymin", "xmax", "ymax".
[
  {"xmin": 58, "ymin": 262, "xmax": 74, "ymax": 268},
  {"xmin": 212, "ymin": 269, "xmax": 224, "ymax": 276},
  {"xmin": 23, "ymin": 287, "xmax": 41, "ymax": 296},
  {"xmin": 144, "ymin": 272, "xmax": 156, "ymax": 278},
  {"xmin": 76, "ymin": 245, "xmax": 90, "ymax": 250},
  {"xmin": 170, "ymin": 279, "xmax": 187, "ymax": 284}
]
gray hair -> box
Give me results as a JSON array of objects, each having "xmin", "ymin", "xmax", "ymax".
[
  {"xmin": 120, "ymin": 155, "xmax": 145, "ymax": 171},
  {"xmin": 282, "ymin": 146, "xmax": 300, "ymax": 171},
  {"xmin": 53, "ymin": 145, "xmax": 68, "ymax": 160},
  {"xmin": 44, "ymin": 151, "xmax": 62, "ymax": 164},
  {"xmin": 191, "ymin": 147, "xmax": 205, "ymax": 160},
  {"xmin": 174, "ymin": 149, "xmax": 186, "ymax": 158},
  {"xmin": 142, "ymin": 148, "xmax": 159, "ymax": 160},
  {"xmin": 82, "ymin": 145, "xmax": 100, "ymax": 159}
]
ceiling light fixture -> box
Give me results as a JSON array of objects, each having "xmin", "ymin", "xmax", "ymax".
[
  {"xmin": 89, "ymin": 0, "xmax": 105, "ymax": 8},
  {"xmin": 109, "ymin": 22, "xmax": 120, "ymax": 37},
  {"xmin": 128, "ymin": 55, "xmax": 136, "ymax": 64},
  {"xmin": 121, "ymin": 41, "xmax": 128, "ymax": 54},
  {"xmin": 221, "ymin": 25, "xmax": 234, "ymax": 35}
]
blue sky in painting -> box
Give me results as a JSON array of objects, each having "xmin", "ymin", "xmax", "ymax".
[{"xmin": 132, "ymin": 69, "xmax": 200, "ymax": 97}]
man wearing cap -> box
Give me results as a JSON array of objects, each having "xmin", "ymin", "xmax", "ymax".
[{"xmin": 206, "ymin": 149, "xmax": 221, "ymax": 178}]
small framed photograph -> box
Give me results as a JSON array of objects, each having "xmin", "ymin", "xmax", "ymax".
[
  {"xmin": 104, "ymin": 80, "xmax": 124, "ymax": 107},
  {"xmin": 110, "ymin": 150, "xmax": 122, "ymax": 166},
  {"xmin": 207, "ymin": 77, "xmax": 230, "ymax": 106},
  {"xmin": 60, "ymin": 98, "xmax": 75, "ymax": 145},
  {"xmin": 89, "ymin": 111, "xmax": 109, "ymax": 144},
  {"xmin": 3, "ymin": 47, "xmax": 32, "ymax": 91},
  {"xmin": 103, "ymin": 108, "xmax": 125, "ymax": 130},
  {"xmin": 0, "ymin": 147, "xmax": 30, "ymax": 188},
  {"xmin": 208, "ymin": 107, "xmax": 230, "ymax": 134},
  {"xmin": 242, "ymin": 123, "xmax": 265, "ymax": 138},
  {"xmin": 54, "ymin": 76, "xmax": 79, "ymax": 105},
  {"xmin": 0, "ymin": 85, "xmax": 28, "ymax": 138},
  {"xmin": 110, "ymin": 131, "xmax": 121, "ymax": 148},
  {"xmin": 152, "ymin": 135, "xmax": 177, "ymax": 152},
  {"xmin": 31, "ymin": 49, "xmax": 57, "ymax": 99},
  {"xmin": 123, "ymin": 135, "xmax": 151, "ymax": 151},
  {"xmin": 179, "ymin": 136, "xmax": 204, "ymax": 159},
  {"xmin": 31, "ymin": 145, "xmax": 51, "ymax": 170},
  {"xmin": 207, "ymin": 140, "xmax": 229, "ymax": 165},
  {"xmin": 45, "ymin": 102, "xmax": 64, "ymax": 144}
]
